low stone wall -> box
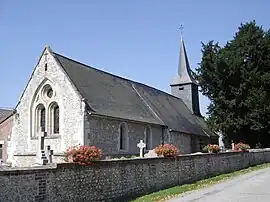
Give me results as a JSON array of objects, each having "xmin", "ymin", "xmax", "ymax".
[{"xmin": 1, "ymin": 150, "xmax": 270, "ymax": 202}]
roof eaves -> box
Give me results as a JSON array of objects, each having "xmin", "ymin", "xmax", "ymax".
[{"xmin": 87, "ymin": 111, "xmax": 166, "ymax": 127}]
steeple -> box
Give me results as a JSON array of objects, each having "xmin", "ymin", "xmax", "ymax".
[
  {"xmin": 170, "ymin": 29, "xmax": 201, "ymax": 116},
  {"xmin": 171, "ymin": 38, "xmax": 197, "ymax": 85}
]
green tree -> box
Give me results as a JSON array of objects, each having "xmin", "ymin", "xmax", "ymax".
[{"xmin": 196, "ymin": 21, "xmax": 270, "ymax": 148}]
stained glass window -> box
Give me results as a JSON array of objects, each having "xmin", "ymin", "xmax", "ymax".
[
  {"xmin": 40, "ymin": 107, "xmax": 46, "ymax": 132},
  {"xmin": 47, "ymin": 88, "xmax": 53, "ymax": 98},
  {"xmin": 53, "ymin": 105, "xmax": 59, "ymax": 133}
]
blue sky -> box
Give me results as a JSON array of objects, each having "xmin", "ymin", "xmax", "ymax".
[{"xmin": 0, "ymin": 1, "xmax": 269, "ymax": 116}]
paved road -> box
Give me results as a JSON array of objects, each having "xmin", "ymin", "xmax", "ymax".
[{"xmin": 168, "ymin": 167, "xmax": 270, "ymax": 202}]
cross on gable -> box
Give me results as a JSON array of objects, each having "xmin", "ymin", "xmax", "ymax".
[
  {"xmin": 44, "ymin": 52, "xmax": 48, "ymax": 71},
  {"xmin": 44, "ymin": 52, "xmax": 48, "ymax": 62}
]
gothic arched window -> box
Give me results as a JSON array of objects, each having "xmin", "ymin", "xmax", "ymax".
[
  {"xmin": 53, "ymin": 105, "xmax": 59, "ymax": 133},
  {"xmin": 30, "ymin": 79, "xmax": 60, "ymax": 138},
  {"xmin": 119, "ymin": 123, "xmax": 128, "ymax": 150},
  {"xmin": 49, "ymin": 102, "xmax": 60, "ymax": 134},
  {"xmin": 35, "ymin": 104, "xmax": 46, "ymax": 134},
  {"xmin": 145, "ymin": 125, "xmax": 151, "ymax": 150},
  {"xmin": 40, "ymin": 107, "xmax": 46, "ymax": 132}
]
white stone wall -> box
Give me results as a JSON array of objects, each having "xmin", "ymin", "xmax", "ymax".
[{"xmin": 10, "ymin": 47, "xmax": 85, "ymax": 167}]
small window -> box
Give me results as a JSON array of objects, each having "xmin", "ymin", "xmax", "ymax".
[
  {"xmin": 0, "ymin": 144, "xmax": 3, "ymax": 159},
  {"xmin": 179, "ymin": 87, "xmax": 184, "ymax": 91},
  {"xmin": 47, "ymin": 88, "xmax": 53, "ymax": 98},
  {"xmin": 42, "ymin": 84, "xmax": 53, "ymax": 99},
  {"xmin": 145, "ymin": 126, "xmax": 151, "ymax": 150},
  {"xmin": 119, "ymin": 123, "xmax": 128, "ymax": 150}
]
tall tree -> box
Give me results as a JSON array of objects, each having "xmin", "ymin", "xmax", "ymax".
[{"xmin": 196, "ymin": 21, "xmax": 270, "ymax": 148}]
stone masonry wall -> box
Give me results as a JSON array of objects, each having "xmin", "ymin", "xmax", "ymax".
[
  {"xmin": 10, "ymin": 47, "xmax": 85, "ymax": 167},
  {"xmin": 84, "ymin": 114, "xmax": 163, "ymax": 155},
  {"xmin": 0, "ymin": 116, "xmax": 13, "ymax": 163},
  {"xmin": 1, "ymin": 150, "xmax": 270, "ymax": 202},
  {"xmin": 169, "ymin": 131, "xmax": 191, "ymax": 153}
]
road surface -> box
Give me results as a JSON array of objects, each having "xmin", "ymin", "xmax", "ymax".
[{"xmin": 168, "ymin": 167, "xmax": 270, "ymax": 202}]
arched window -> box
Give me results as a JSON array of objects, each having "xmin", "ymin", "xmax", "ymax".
[
  {"xmin": 35, "ymin": 104, "xmax": 46, "ymax": 134},
  {"xmin": 145, "ymin": 125, "xmax": 151, "ymax": 150},
  {"xmin": 53, "ymin": 105, "xmax": 59, "ymax": 133},
  {"xmin": 40, "ymin": 107, "xmax": 46, "ymax": 132},
  {"xmin": 49, "ymin": 102, "xmax": 60, "ymax": 134},
  {"xmin": 119, "ymin": 123, "xmax": 128, "ymax": 150},
  {"xmin": 30, "ymin": 79, "xmax": 60, "ymax": 138}
]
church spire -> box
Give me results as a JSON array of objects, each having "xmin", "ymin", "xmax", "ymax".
[
  {"xmin": 171, "ymin": 27, "xmax": 197, "ymax": 85},
  {"xmin": 170, "ymin": 27, "xmax": 201, "ymax": 116}
]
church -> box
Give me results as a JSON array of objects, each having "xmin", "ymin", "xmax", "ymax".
[{"xmin": 0, "ymin": 38, "xmax": 218, "ymax": 167}]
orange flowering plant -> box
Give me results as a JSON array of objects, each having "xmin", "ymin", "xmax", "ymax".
[
  {"xmin": 64, "ymin": 145, "xmax": 103, "ymax": 165},
  {"xmin": 234, "ymin": 142, "xmax": 250, "ymax": 151},
  {"xmin": 206, "ymin": 144, "xmax": 220, "ymax": 153},
  {"xmin": 155, "ymin": 144, "xmax": 179, "ymax": 157}
]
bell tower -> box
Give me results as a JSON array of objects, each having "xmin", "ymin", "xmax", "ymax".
[{"xmin": 170, "ymin": 26, "xmax": 201, "ymax": 116}]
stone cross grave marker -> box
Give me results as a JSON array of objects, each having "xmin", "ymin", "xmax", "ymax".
[
  {"xmin": 137, "ymin": 140, "xmax": 146, "ymax": 158},
  {"xmin": 45, "ymin": 145, "xmax": 53, "ymax": 164},
  {"xmin": 37, "ymin": 132, "xmax": 48, "ymax": 165}
]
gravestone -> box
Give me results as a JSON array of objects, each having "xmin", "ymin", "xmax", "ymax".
[
  {"xmin": 45, "ymin": 145, "xmax": 53, "ymax": 164},
  {"xmin": 37, "ymin": 132, "xmax": 48, "ymax": 165},
  {"xmin": 231, "ymin": 142, "xmax": 235, "ymax": 151},
  {"xmin": 144, "ymin": 149, "xmax": 158, "ymax": 158},
  {"xmin": 137, "ymin": 140, "xmax": 146, "ymax": 158}
]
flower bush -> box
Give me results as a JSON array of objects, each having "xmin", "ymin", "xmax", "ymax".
[
  {"xmin": 65, "ymin": 145, "xmax": 103, "ymax": 165},
  {"xmin": 206, "ymin": 144, "xmax": 220, "ymax": 153},
  {"xmin": 202, "ymin": 145, "xmax": 209, "ymax": 153},
  {"xmin": 235, "ymin": 142, "xmax": 250, "ymax": 151},
  {"xmin": 154, "ymin": 144, "xmax": 179, "ymax": 157}
]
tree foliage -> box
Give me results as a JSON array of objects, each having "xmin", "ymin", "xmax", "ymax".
[{"xmin": 195, "ymin": 21, "xmax": 270, "ymax": 147}]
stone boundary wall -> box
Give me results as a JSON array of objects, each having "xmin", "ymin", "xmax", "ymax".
[{"xmin": 1, "ymin": 149, "xmax": 270, "ymax": 202}]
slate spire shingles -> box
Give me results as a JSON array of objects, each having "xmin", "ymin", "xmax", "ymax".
[{"xmin": 171, "ymin": 38, "xmax": 197, "ymax": 86}]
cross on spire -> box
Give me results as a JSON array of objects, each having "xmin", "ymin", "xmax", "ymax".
[{"xmin": 179, "ymin": 25, "xmax": 184, "ymax": 40}]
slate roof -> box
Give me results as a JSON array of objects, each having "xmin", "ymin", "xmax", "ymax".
[
  {"xmin": 0, "ymin": 108, "xmax": 13, "ymax": 123},
  {"xmin": 53, "ymin": 52, "xmax": 217, "ymax": 138},
  {"xmin": 171, "ymin": 39, "xmax": 198, "ymax": 85}
]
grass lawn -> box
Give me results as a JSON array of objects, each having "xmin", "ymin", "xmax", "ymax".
[{"xmin": 131, "ymin": 163, "xmax": 270, "ymax": 202}]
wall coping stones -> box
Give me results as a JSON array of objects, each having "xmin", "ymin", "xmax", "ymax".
[
  {"xmin": 2, "ymin": 149, "xmax": 269, "ymax": 172},
  {"xmin": 0, "ymin": 148, "xmax": 270, "ymax": 202}
]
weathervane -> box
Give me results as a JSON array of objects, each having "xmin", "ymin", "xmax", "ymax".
[{"xmin": 179, "ymin": 24, "xmax": 184, "ymax": 40}]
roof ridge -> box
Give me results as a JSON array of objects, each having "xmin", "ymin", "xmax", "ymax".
[
  {"xmin": 52, "ymin": 51, "xmax": 187, "ymax": 103},
  {"xmin": 0, "ymin": 107, "xmax": 14, "ymax": 111}
]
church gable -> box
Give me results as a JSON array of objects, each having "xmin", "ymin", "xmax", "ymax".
[{"xmin": 11, "ymin": 46, "xmax": 85, "ymax": 157}]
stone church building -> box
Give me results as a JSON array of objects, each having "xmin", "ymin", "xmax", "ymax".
[{"xmin": 0, "ymin": 39, "xmax": 217, "ymax": 167}]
